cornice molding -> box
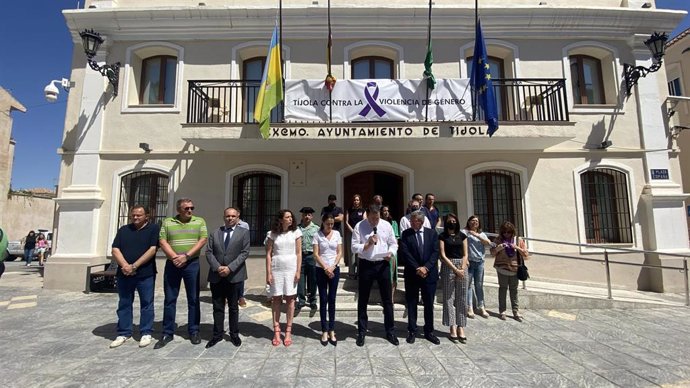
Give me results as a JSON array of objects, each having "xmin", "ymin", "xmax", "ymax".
[{"xmin": 63, "ymin": 6, "xmax": 685, "ymax": 42}]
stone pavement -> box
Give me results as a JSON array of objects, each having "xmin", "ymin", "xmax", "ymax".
[{"xmin": 2, "ymin": 270, "xmax": 690, "ymax": 387}]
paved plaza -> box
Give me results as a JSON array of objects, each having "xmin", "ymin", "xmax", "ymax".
[{"xmin": 2, "ymin": 266, "xmax": 690, "ymax": 387}]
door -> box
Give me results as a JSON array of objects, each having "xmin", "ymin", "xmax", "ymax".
[{"xmin": 344, "ymin": 171, "xmax": 404, "ymax": 221}]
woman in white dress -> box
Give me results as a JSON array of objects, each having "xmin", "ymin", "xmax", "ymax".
[
  {"xmin": 313, "ymin": 214, "xmax": 342, "ymax": 345},
  {"xmin": 266, "ymin": 209, "xmax": 302, "ymax": 347}
]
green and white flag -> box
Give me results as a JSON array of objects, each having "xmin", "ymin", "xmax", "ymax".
[{"xmin": 423, "ymin": 0, "xmax": 435, "ymax": 90}]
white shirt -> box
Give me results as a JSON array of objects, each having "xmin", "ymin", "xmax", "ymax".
[
  {"xmin": 313, "ymin": 230, "xmax": 342, "ymax": 267},
  {"xmin": 352, "ymin": 218, "xmax": 398, "ymax": 261},
  {"xmin": 399, "ymin": 214, "xmax": 431, "ymax": 233},
  {"xmin": 222, "ymin": 226, "xmax": 235, "ymax": 242}
]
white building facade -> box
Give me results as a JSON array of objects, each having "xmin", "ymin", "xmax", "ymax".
[{"xmin": 46, "ymin": 0, "xmax": 689, "ymax": 292}]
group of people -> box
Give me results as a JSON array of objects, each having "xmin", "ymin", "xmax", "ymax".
[
  {"xmin": 109, "ymin": 194, "xmax": 529, "ymax": 350},
  {"xmin": 22, "ymin": 230, "xmax": 49, "ymax": 267}
]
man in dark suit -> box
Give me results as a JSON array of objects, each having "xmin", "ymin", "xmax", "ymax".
[
  {"xmin": 398, "ymin": 210, "xmax": 441, "ymax": 345},
  {"xmin": 205, "ymin": 207, "xmax": 251, "ymax": 348}
]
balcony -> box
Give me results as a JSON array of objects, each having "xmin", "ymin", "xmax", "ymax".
[
  {"xmin": 188, "ymin": 78, "xmax": 569, "ymax": 124},
  {"xmin": 182, "ymin": 78, "xmax": 575, "ymax": 151}
]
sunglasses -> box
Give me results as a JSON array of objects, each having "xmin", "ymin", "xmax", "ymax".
[{"xmin": 182, "ymin": 206, "xmax": 195, "ymax": 211}]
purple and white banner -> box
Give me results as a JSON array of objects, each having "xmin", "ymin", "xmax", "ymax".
[{"xmin": 285, "ymin": 79, "xmax": 473, "ymax": 122}]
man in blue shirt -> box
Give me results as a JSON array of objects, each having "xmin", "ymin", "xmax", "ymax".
[
  {"xmin": 421, "ymin": 193, "xmax": 442, "ymax": 230},
  {"xmin": 110, "ymin": 206, "xmax": 160, "ymax": 348}
]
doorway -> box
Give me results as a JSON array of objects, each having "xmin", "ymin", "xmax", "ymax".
[{"xmin": 343, "ymin": 171, "xmax": 405, "ymax": 221}]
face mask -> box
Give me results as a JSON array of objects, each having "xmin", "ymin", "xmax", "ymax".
[
  {"xmin": 328, "ymin": 203, "xmax": 335, "ymax": 209},
  {"xmin": 445, "ymin": 222, "xmax": 456, "ymax": 230}
]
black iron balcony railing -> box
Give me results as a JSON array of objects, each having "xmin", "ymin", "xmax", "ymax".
[{"xmin": 187, "ymin": 78, "xmax": 568, "ymax": 125}]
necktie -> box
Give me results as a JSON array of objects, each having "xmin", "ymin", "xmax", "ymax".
[
  {"xmin": 224, "ymin": 228, "xmax": 232, "ymax": 249},
  {"xmin": 416, "ymin": 230, "xmax": 424, "ymax": 256}
]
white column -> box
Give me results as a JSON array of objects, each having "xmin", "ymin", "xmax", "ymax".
[
  {"xmin": 630, "ymin": 34, "xmax": 690, "ymax": 292},
  {"xmin": 45, "ymin": 47, "xmax": 113, "ymax": 291}
]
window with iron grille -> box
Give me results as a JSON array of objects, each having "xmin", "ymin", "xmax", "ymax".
[
  {"xmin": 118, "ymin": 172, "xmax": 169, "ymax": 228},
  {"xmin": 233, "ymin": 172, "xmax": 281, "ymax": 246},
  {"xmin": 580, "ymin": 168, "xmax": 632, "ymax": 244},
  {"xmin": 472, "ymin": 169, "xmax": 524, "ymax": 235}
]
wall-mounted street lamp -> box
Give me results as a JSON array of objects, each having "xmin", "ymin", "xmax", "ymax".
[
  {"xmin": 623, "ymin": 31, "xmax": 668, "ymax": 96},
  {"xmin": 79, "ymin": 29, "xmax": 121, "ymax": 96}
]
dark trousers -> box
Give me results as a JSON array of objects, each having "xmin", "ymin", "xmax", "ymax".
[
  {"xmin": 316, "ymin": 266, "xmax": 340, "ymax": 331},
  {"xmin": 116, "ymin": 274, "xmax": 155, "ymax": 337},
  {"xmin": 357, "ymin": 259, "xmax": 395, "ymax": 335},
  {"xmin": 497, "ymin": 271, "xmax": 519, "ymax": 313},
  {"xmin": 210, "ymin": 280, "xmax": 241, "ymax": 339},
  {"xmin": 162, "ymin": 259, "xmax": 200, "ymax": 336},
  {"xmin": 297, "ymin": 252, "xmax": 317, "ymax": 306},
  {"xmin": 0, "ymin": 261, "xmax": 4, "ymax": 278},
  {"xmin": 404, "ymin": 274, "xmax": 437, "ymax": 335}
]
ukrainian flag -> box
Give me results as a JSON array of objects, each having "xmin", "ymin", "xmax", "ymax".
[{"xmin": 254, "ymin": 23, "xmax": 283, "ymax": 139}]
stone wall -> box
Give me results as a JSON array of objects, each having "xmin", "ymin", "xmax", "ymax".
[{"xmin": 3, "ymin": 193, "xmax": 55, "ymax": 241}]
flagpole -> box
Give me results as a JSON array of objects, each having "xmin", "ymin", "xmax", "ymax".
[
  {"xmin": 425, "ymin": 0, "xmax": 432, "ymax": 122},
  {"xmin": 279, "ymin": 0, "xmax": 285, "ymax": 123},
  {"xmin": 328, "ymin": 0, "xmax": 333, "ymax": 123},
  {"xmin": 472, "ymin": 0, "xmax": 478, "ymax": 121},
  {"xmin": 475, "ymin": 0, "xmax": 478, "ymax": 29}
]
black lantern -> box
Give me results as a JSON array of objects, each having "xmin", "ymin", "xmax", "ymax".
[
  {"xmin": 79, "ymin": 29, "xmax": 121, "ymax": 96},
  {"xmin": 623, "ymin": 31, "xmax": 668, "ymax": 96}
]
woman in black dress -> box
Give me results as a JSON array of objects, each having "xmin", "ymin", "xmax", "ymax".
[{"xmin": 344, "ymin": 194, "xmax": 365, "ymax": 279}]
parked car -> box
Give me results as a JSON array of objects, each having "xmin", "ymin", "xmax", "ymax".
[{"xmin": 5, "ymin": 228, "xmax": 52, "ymax": 262}]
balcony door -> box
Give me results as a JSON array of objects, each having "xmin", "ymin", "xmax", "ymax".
[{"xmin": 467, "ymin": 56, "xmax": 507, "ymax": 120}]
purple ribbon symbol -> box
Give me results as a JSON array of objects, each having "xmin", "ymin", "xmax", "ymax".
[{"xmin": 359, "ymin": 81, "xmax": 386, "ymax": 117}]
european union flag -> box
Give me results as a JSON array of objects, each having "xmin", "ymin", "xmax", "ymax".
[{"xmin": 470, "ymin": 20, "xmax": 499, "ymax": 137}]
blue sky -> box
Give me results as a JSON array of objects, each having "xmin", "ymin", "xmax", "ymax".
[{"xmin": 1, "ymin": 1, "xmax": 689, "ymax": 190}]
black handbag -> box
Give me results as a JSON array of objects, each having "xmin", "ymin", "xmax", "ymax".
[{"xmin": 516, "ymin": 252, "xmax": 529, "ymax": 281}]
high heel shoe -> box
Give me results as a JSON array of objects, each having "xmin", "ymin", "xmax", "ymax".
[
  {"xmin": 272, "ymin": 323, "xmax": 281, "ymax": 347},
  {"xmin": 284, "ymin": 324, "xmax": 293, "ymax": 347},
  {"xmin": 320, "ymin": 332, "xmax": 328, "ymax": 346},
  {"xmin": 329, "ymin": 331, "xmax": 337, "ymax": 346}
]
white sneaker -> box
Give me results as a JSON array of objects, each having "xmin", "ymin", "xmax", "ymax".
[
  {"xmin": 139, "ymin": 335, "xmax": 152, "ymax": 348},
  {"xmin": 110, "ymin": 336, "xmax": 130, "ymax": 348}
]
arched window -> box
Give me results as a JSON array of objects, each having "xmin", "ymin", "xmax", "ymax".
[
  {"xmin": 140, "ymin": 55, "xmax": 177, "ymax": 104},
  {"xmin": 569, "ymin": 55, "xmax": 605, "ymax": 104},
  {"xmin": 472, "ymin": 169, "xmax": 524, "ymax": 234},
  {"xmin": 352, "ymin": 56, "xmax": 394, "ymax": 79},
  {"xmin": 233, "ymin": 172, "xmax": 281, "ymax": 246},
  {"xmin": 580, "ymin": 168, "xmax": 632, "ymax": 244},
  {"xmin": 118, "ymin": 172, "xmax": 169, "ymax": 228}
]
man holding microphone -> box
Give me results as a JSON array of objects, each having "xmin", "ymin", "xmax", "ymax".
[{"xmin": 351, "ymin": 204, "xmax": 399, "ymax": 347}]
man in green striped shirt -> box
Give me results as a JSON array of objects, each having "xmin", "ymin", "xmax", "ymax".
[{"xmin": 155, "ymin": 198, "xmax": 208, "ymax": 349}]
